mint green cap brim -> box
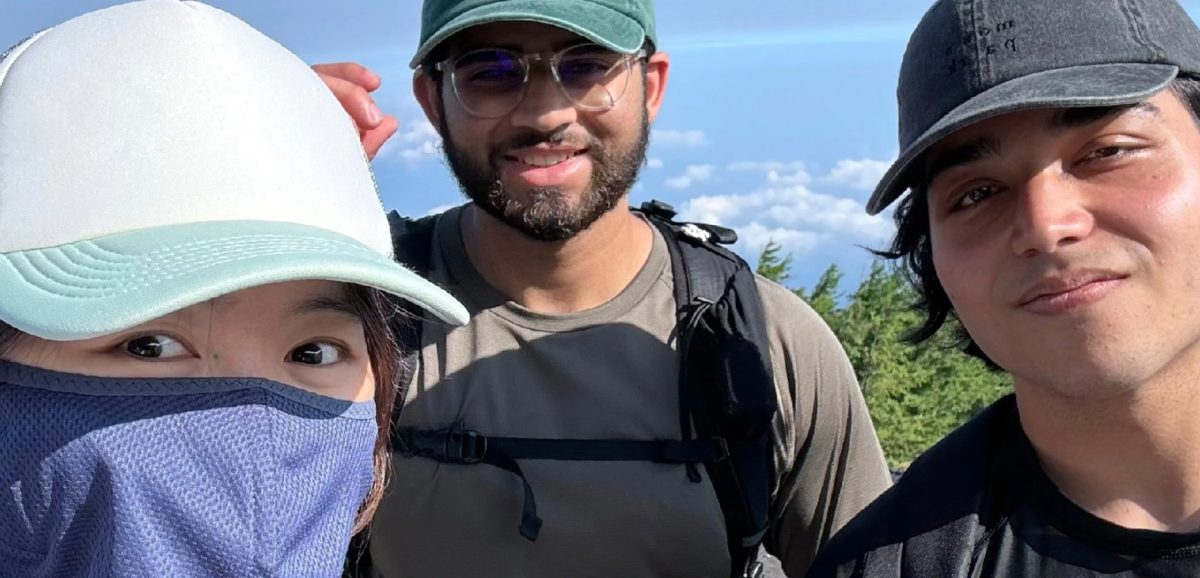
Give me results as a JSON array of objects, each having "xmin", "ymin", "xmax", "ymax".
[
  {"xmin": 411, "ymin": 0, "xmax": 648, "ymax": 69},
  {"xmin": 0, "ymin": 221, "xmax": 470, "ymax": 341}
]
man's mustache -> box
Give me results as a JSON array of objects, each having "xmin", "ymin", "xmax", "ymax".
[{"xmin": 492, "ymin": 130, "xmax": 595, "ymax": 158}]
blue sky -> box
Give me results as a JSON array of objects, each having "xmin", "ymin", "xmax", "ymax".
[{"xmin": 6, "ymin": 0, "xmax": 1200, "ymax": 292}]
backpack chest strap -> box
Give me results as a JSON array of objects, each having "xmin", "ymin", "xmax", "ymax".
[
  {"xmin": 393, "ymin": 424, "xmax": 733, "ymax": 542},
  {"xmin": 395, "ymin": 425, "xmax": 731, "ymax": 464}
]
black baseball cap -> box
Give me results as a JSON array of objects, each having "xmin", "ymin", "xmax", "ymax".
[{"xmin": 866, "ymin": 0, "xmax": 1200, "ymax": 215}]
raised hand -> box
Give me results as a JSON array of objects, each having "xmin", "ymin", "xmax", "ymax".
[{"xmin": 312, "ymin": 62, "xmax": 399, "ymax": 160}]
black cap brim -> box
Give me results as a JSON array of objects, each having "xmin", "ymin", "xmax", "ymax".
[{"xmin": 867, "ymin": 62, "xmax": 1179, "ymax": 215}]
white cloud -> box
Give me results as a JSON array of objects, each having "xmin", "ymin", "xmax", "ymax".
[
  {"xmin": 665, "ymin": 164, "xmax": 714, "ymax": 190},
  {"xmin": 823, "ymin": 158, "xmax": 892, "ymax": 191},
  {"xmin": 378, "ymin": 118, "xmax": 442, "ymax": 163},
  {"xmin": 397, "ymin": 139, "xmax": 440, "ymax": 162},
  {"xmin": 646, "ymin": 158, "xmax": 664, "ymax": 169},
  {"xmin": 425, "ymin": 203, "xmax": 458, "ymax": 216},
  {"xmin": 684, "ymin": 194, "xmax": 741, "ymax": 225},
  {"xmin": 676, "ymin": 167, "xmax": 893, "ymax": 260},
  {"xmin": 652, "ymin": 129, "xmax": 708, "ymax": 148},
  {"xmin": 729, "ymin": 161, "xmax": 811, "ymax": 186},
  {"xmin": 728, "ymin": 161, "xmax": 807, "ymax": 173},
  {"xmin": 765, "ymin": 168, "xmax": 810, "ymax": 187},
  {"xmin": 736, "ymin": 222, "xmax": 828, "ymax": 256}
]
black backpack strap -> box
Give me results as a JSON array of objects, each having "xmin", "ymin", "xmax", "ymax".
[
  {"xmin": 344, "ymin": 211, "xmax": 440, "ymax": 578},
  {"xmin": 393, "ymin": 425, "xmax": 732, "ymax": 542},
  {"xmin": 637, "ymin": 201, "xmax": 777, "ymax": 578},
  {"xmin": 388, "ymin": 210, "xmax": 438, "ymax": 275},
  {"xmin": 638, "ymin": 201, "xmax": 739, "ymax": 485},
  {"xmin": 386, "ymin": 210, "xmax": 439, "ymax": 388}
]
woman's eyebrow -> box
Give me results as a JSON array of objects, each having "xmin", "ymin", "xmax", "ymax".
[{"xmin": 290, "ymin": 295, "xmax": 361, "ymax": 320}]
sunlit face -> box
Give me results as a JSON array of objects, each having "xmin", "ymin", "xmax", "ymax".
[
  {"xmin": 421, "ymin": 21, "xmax": 667, "ymax": 241},
  {"xmin": 3, "ymin": 280, "xmax": 375, "ymax": 401},
  {"xmin": 925, "ymin": 89, "xmax": 1200, "ymax": 399}
]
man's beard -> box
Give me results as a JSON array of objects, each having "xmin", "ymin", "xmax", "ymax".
[{"xmin": 439, "ymin": 111, "xmax": 649, "ymax": 242}]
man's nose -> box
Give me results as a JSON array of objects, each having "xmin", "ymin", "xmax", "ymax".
[
  {"xmin": 506, "ymin": 64, "xmax": 578, "ymax": 133},
  {"xmin": 1009, "ymin": 170, "xmax": 1095, "ymax": 257}
]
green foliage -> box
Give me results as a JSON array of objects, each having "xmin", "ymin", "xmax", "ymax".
[
  {"xmin": 755, "ymin": 241, "xmax": 793, "ymax": 285},
  {"xmin": 795, "ymin": 264, "xmax": 843, "ymax": 326},
  {"xmin": 768, "ymin": 245, "xmax": 1011, "ymax": 469}
]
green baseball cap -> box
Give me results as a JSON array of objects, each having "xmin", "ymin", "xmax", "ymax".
[{"xmin": 411, "ymin": 0, "xmax": 657, "ymax": 68}]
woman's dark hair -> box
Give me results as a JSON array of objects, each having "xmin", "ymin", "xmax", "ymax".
[
  {"xmin": 881, "ymin": 74, "xmax": 1200, "ymax": 367},
  {"xmin": 343, "ymin": 284, "xmax": 406, "ymax": 534},
  {"xmin": 0, "ymin": 320, "xmax": 22, "ymax": 359},
  {"xmin": 0, "ymin": 285, "xmax": 407, "ymax": 535}
]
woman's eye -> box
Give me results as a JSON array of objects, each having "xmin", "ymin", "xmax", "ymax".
[
  {"xmin": 123, "ymin": 334, "xmax": 189, "ymax": 360},
  {"xmin": 288, "ymin": 342, "xmax": 343, "ymax": 366}
]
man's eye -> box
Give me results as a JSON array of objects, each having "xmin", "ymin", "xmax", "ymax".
[
  {"xmin": 123, "ymin": 335, "xmax": 189, "ymax": 360},
  {"xmin": 1085, "ymin": 145, "xmax": 1124, "ymax": 160},
  {"xmin": 466, "ymin": 64, "xmax": 523, "ymax": 85},
  {"xmin": 288, "ymin": 342, "xmax": 343, "ymax": 366},
  {"xmin": 557, "ymin": 58, "xmax": 615, "ymax": 84},
  {"xmin": 953, "ymin": 184, "xmax": 1002, "ymax": 211}
]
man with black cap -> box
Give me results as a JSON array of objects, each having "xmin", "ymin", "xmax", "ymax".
[
  {"xmin": 808, "ymin": 0, "xmax": 1200, "ymax": 575},
  {"xmin": 318, "ymin": 1, "xmax": 891, "ymax": 578}
]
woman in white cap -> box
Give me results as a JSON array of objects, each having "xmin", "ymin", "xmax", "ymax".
[{"xmin": 0, "ymin": 1, "xmax": 467, "ymax": 576}]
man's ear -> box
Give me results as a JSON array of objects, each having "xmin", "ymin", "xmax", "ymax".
[
  {"xmin": 642, "ymin": 51, "xmax": 670, "ymax": 124},
  {"xmin": 413, "ymin": 68, "xmax": 444, "ymax": 135}
]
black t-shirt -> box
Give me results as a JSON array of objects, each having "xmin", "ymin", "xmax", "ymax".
[{"xmin": 808, "ymin": 394, "xmax": 1200, "ymax": 577}]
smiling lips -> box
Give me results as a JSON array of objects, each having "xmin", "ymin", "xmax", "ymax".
[
  {"xmin": 505, "ymin": 147, "xmax": 586, "ymax": 167},
  {"xmin": 501, "ymin": 146, "xmax": 589, "ymax": 187},
  {"xmin": 1016, "ymin": 271, "xmax": 1127, "ymax": 315}
]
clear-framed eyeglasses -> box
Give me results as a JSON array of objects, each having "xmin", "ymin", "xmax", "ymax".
[{"xmin": 435, "ymin": 43, "xmax": 647, "ymax": 119}]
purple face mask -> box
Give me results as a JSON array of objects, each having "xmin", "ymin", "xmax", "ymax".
[{"xmin": 0, "ymin": 360, "xmax": 376, "ymax": 577}]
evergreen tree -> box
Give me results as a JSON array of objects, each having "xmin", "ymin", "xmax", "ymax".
[
  {"xmin": 770, "ymin": 247, "xmax": 1011, "ymax": 469},
  {"xmin": 795, "ymin": 264, "xmax": 843, "ymax": 330},
  {"xmin": 755, "ymin": 241, "xmax": 793, "ymax": 284}
]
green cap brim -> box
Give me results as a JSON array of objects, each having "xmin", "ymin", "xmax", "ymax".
[
  {"xmin": 0, "ymin": 220, "xmax": 469, "ymax": 340},
  {"xmin": 411, "ymin": 0, "xmax": 646, "ymax": 68}
]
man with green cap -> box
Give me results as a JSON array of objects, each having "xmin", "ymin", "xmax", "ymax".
[{"xmin": 321, "ymin": 2, "xmax": 890, "ymax": 577}]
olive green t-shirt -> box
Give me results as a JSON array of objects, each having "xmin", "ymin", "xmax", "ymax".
[{"xmin": 367, "ymin": 205, "xmax": 890, "ymax": 578}]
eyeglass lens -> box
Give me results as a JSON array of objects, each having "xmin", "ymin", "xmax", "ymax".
[{"xmin": 450, "ymin": 44, "xmax": 632, "ymax": 118}]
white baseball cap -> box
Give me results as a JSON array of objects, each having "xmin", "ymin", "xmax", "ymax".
[{"xmin": 0, "ymin": 0, "xmax": 468, "ymax": 340}]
